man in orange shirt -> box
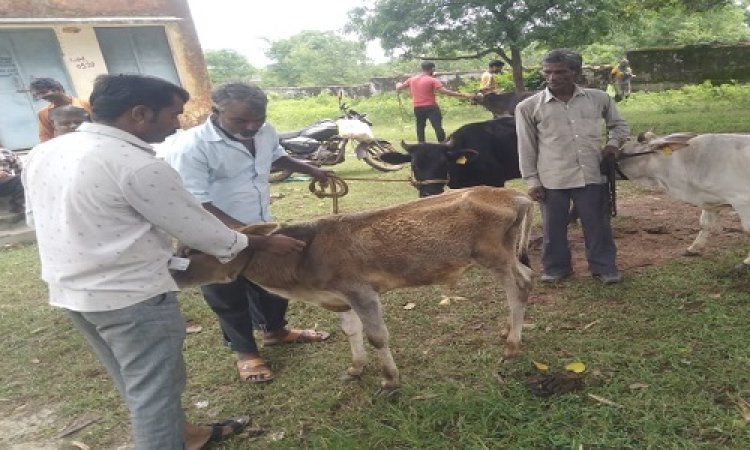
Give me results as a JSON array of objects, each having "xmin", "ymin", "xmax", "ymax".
[
  {"xmin": 396, "ymin": 61, "xmax": 472, "ymax": 142},
  {"xmin": 29, "ymin": 78, "xmax": 92, "ymax": 142}
]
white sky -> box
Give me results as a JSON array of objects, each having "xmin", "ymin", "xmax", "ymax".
[{"xmin": 185, "ymin": 0, "xmax": 387, "ymax": 67}]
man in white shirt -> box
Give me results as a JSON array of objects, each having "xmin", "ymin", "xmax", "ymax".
[
  {"xmin": 23, "ymin": 74, "xmax": 305, "ymax": 449},
  {"xmin": 163, "ymin": 83, "xmax": 331, "ymax": 384}
]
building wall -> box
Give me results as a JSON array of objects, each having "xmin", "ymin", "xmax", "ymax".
[{"xmin": 0, "ymin": 0, "xmax": 211, "ymax": 125}]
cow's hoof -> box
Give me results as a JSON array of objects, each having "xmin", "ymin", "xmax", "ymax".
[
  {"xmin": 340, "ymin": 371, "xmax": 362, "ymax": 382},
  {"xmin": 730, "ymin": 263, "xmax": 750, "ymax": 277},
  {"xmin": 503, "ymin": 343, "xmax": 522, "ymax": 360},
  {"xmin": 375, "ymin": 384, "xmax": 401, "ymax": 398}
]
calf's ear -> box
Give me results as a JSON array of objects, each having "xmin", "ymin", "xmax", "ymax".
[
  {"xmin": 446, "ymin": 148, "xmax": 479, "ymax": 165},
  {"xmin": 379, "ymin": 151, "xmax": 412, "ymax": 164},
  {"xmin": 239, "ymin": 223, "xmax": 280, "ymax": 236}
]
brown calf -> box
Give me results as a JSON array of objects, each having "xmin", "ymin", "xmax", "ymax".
[{"xmin": 173, "ymin": 186, "xmax": 534, "ymax": 391}]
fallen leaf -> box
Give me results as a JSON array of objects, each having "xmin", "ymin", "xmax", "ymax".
[
  {"xmin": 588, "ymin": 393, "xmax": 622, "ymax": 408},
  {"xmin": 709, "ymin": 293, "xmax": 722, "ymax": 299},
  {"xmin": 737, "ymin": 398, "xmax": 750, "ymax": 422},
  {"xmin": 194, "ymin": 400, "xmax": 209, "ymax": 409},
  {"xmin": 438, "ymin": 298, "xmax": 451, "ymax": 306},
  {"xmin": 403, "ymin": 302, "xmax": 416, "ymax": 310},
  {"xmin": 70, "ymin": 441, "xmax": 90, "ymax": 450},
  {"xmin": 411, "ymin": 393, "xmax": 439, "ymax": 401},
  {"xmin": 532, "ymin": 360, "xmax": 549, "ymax": 372},
  {"xmin": 628, "ymin": 383, "xmax": 649, "ymax": 390},
  {"xmin": 30, "ymin": 327, "xmax": 48, "ymax": 335},
  {"xmin": 31, "ymin": 358, "xmax": 40, "ymax": 364},
  {"xmin": 565, "ymin": 362, "xmax": 586, "ymax": 373},
  {"xmin": 185, "ymin": 324, "xmax": 203, "ymax": 334},
  {"xmin": 57, "ymin": 415, "xmax": 102, "ymax": 438},
  {"xmin": 582, "ymin": 319, "xmax": 601, "ymax": 331},
  {"xmin": 270, "ymin": 431, "xmax": 285, "ymax": 441}
]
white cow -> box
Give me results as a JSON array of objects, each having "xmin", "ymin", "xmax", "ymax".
[{"xmin": 618, "ymin": 132, "xmax": 750, "ymax": 269}]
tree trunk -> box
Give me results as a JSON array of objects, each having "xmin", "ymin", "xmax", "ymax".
[{"xmin": 510, "ymin": 47, "xmax": 525, "ymax": 93}]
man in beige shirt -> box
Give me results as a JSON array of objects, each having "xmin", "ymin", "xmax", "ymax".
[{"xmin": 516, "ymin": 49, "xmax": 629, "ymax": 284}]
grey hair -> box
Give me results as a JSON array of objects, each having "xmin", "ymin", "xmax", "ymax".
[
  {"xmin": 541, "ymin": 49, "xmax": 583, "ymax": 72},
  {"xmin": 211, "ymin": 83, "xmax": 268, "ymax": 112}
]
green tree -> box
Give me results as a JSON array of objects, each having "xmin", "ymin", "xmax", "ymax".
[
  {"xmin": 347, "ymin": 0, "xmax": 738, "ymax": 92},
  {"xmin": 263, "ymin": 31, "xmax": 369, "ymax": 87},
  {"xmin": 204, "ymin": 49, "xmax": 256, "ymax": 86},
  {"xmin": 613, "ymin": 4, "xmax": 750, "ymax": 49}
]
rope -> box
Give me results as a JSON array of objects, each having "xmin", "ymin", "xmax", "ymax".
[
  {"xmin": 308, "ymin": 175, "xmax": 349, "ymax": 214},
  {"xmin": 601, "ymin": 153, "xmax": 618, "ymax": 217}
]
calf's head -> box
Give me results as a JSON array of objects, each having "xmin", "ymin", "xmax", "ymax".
[
  {"xmin": 171, "ymin": 223, "xmax": 279, "ymax": 287},
  {"xmin": 379, "ymin": 141, "xmax": 477, "ymax": 197}
]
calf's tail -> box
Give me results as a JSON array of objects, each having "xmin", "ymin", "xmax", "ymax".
[{"xmin": 514, "ymin": 196, "xmax": 534, "ymax": 268}]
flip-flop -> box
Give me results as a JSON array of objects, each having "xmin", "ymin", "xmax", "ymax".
[
  {"xmin": 263, "ymin": 328, "xmax": 331, "ymax": 346},
  {"xmin": 236, "ymin": 358, "xmax": 274, "ymax": 383},
  {"xmin": 204, "ymin": 416, "xmax": 250, "ymax": 447}
]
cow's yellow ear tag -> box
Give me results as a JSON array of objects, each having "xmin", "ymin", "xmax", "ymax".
[
  {"xmin": 659, "ymin": 145, "xmax": 673, "ymax": 155},
  {"xmin": 455, "ymin": 155, "xmax": 468, "ymax": 165}
]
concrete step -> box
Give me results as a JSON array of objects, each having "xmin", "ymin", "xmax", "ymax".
[
  {"xmin": 0, "ymin": 224, "xmax": 35, "ymax": 246},
  {"xmin": 0, "ymin": 211, "xmax": 24, "ymax": 226}
]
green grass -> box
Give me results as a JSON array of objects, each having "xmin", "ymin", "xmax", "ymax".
[{"xmin": 2, "ymin": 83, "xmax": 750, "ymax": 448}]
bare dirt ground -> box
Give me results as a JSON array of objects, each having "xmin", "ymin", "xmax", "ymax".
[{"xmin": 528, "ymin": 193, "xmax": 747, "ymax": 304}]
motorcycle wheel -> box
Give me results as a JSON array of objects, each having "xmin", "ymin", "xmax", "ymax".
[
  {"xmin": 269, "ymin": 169, "xmax": 294, "ymax": 183},
  {"xmin": 362, "ymin": 141, "xmax": 404, "ymax": 172}
]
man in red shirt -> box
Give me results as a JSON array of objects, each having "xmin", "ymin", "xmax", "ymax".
[{"xmin": 396, "ymin": 61, "xmax": 472, "ymax": 142}]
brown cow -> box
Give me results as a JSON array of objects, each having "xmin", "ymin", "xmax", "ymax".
[{"xmin": 173, "ymin": 186, "xmax": 534, "ymax": 391}]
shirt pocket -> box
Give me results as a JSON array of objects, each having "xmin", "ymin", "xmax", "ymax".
[
  {"xmin": 576, "ymin": 114, "xmax": 603, "ymax": 139},
  {"xmin": 208, "ymin": 145, "xmax": 252, "ymax": 180}
]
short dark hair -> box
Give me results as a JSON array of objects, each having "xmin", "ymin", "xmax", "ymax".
[
  {"xmin": 89, "ymin": 74, "xmax": 189, "ymax": 122},
  {"xmin": 29, "ymin": 78, "xmax": 64, "ymax": 92},
  {"xmin": 421, "ymin": 61, "xmax": 436, "ymax": 71},
  {"xmin": 211, "ymin": 83, "xmax": 267, "ymax": 112},
  {"xmin": 541, "ymin": 49, "xmax": 583, "ymax": 72},
  {"xmin": 489, "ymin": 59, "xmax": 504, "ymax": 68}
]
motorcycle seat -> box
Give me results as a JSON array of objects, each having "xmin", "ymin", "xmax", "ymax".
[{"xmin": 278, "ymin": 130, "xmax": 304, "ymax": 140}]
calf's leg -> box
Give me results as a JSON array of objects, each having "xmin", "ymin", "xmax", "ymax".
[
  {"xmin": 500, "ymin": 261, "xmax": 532, "ymax": 358},
  {"xmin": 337, "ymin": 310, "xmax": 367, "ymax": 381},
  {"xmin": 345, "ymin": 287, "xmax": 400, "ymax": 391}
]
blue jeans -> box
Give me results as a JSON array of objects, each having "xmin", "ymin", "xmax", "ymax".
[{"xmin": 66, "ymin": 292, "xmax": 186, "ymax": 450}]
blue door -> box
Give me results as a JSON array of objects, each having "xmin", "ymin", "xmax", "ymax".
[
  {"xmin": 95, "ymin": 27, "xmax": 181, "ymax": 85},
  {"xmin": 0, "ymin": 29, "xmax": 74, "ymax": 150}
]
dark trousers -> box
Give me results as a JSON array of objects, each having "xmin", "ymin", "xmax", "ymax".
[
  {"xmin": 541, "ymin": 184, "xmax": 618, "ymax": 276},
  {"xmin": 414, "ymin": 106, "xmax": 445, "ymax": 142},
  {"xmin": 201, "ymin": 277, "xmax": 288, "ymax": 354},
  {"xmin": 0, "ymin": 175, "xmax": 24, "ymax": 211}
]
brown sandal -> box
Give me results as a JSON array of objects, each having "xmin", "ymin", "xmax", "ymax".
[
  {"xmin": 263, "ymin": 328, "xmax": 331, "ymax": 346},
  {"xmin": 236, "ymin": 358, "xmax": 274, "ymax": 383}
]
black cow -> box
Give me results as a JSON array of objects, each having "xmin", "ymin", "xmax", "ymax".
[
  {"xmin": 472, "ymin": 91, "xmax": 538, "ymax": 117},
  {"xmin": 380, "ymin": 116, "xmax": 520, "ymax": 197}
]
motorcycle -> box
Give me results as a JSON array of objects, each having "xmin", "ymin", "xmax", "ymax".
[{"xmin": 270, "ymin": 95, "xmax": 402, "ymax": 182}]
